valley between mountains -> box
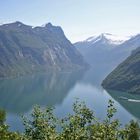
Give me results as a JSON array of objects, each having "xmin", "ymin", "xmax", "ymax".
[{"xmin": 0, "ymin": 21, "xmax": 140, "ymax": 94}]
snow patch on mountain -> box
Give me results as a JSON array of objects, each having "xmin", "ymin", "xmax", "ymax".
[
  {"xmin": 102, "ymin": 33, "xmax": 131, "ymax": 44},
  {"xmin": 84, "ymin": 33, "xmax": 131, "ymax": 45}
]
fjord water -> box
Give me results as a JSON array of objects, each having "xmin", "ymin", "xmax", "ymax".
[{"xmin": 0, "ymin": 65, "xmax": 140, "ymax": 131}]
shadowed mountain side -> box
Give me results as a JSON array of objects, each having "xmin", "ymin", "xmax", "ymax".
[
  {"xmin": 106, "ymin": 90, "xmax": 140, "ymax": 120},
  {"xmin": 0, "ymin": 70, "xmax": 85, "ymax": 114},
  {"xmin": 102, "ymin": 46, "xmax": 140, "ymax": 94}
]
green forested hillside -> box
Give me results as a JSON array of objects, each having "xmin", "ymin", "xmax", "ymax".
[{"xmin": 102, "ymin": 47, "xmax": 140, "ymax": 94}]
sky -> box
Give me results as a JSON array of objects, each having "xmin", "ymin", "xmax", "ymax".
[{"xmin": 0, "ymin": 0, "xmax": 140, "ymax": 42}]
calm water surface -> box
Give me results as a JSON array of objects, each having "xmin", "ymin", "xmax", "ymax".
[{"xmin": 0, "ymin": 65, "xmax": 140, "ymax": 131}]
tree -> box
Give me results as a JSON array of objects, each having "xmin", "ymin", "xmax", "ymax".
[
  {"xmin": 0, "ymin": 100, "xmax": 139, "ymax": 140},
  {"xmin": 0, "ymin": 109, "xmax": 22, "ymax": 140}
]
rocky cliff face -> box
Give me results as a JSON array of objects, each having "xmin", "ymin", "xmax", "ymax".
[{"xmin": 0, "ymin": 22, "xmax": 87, "ymax": 77}]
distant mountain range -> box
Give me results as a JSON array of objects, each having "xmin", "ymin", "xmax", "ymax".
[
  {"xmin": 74, "ymin": 33, "xmax": 140, "ymax": 69},
  {"xmin": 0, "ymin": 21, "xmax": 87, "ymax": 78},
  {"xmin": 102, "ymin": 46, "xmax": 140, "ymax": 94}
]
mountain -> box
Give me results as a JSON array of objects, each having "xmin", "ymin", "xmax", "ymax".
[
  {"xmin": 102, "ymin": 47, "xmax": 140, "ymax": 94},
  {"xmin": 76, "ymin": 33, "xmax": 130, "ymax": 46},
  {"xmin": 0, "ymin": 21, "xmax": 87, "ymax": 78},
  {"xmin": 74, "ymin": 33, "xmax": 140, "ymax": 69}
]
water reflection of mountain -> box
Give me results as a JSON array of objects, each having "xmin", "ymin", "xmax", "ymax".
[
  {"xmin": 107, "ymin": 90, "xmax": 140, "ymax": 120},
  {"xmin": 0, "ymin": 70, "xmax": 85, "ymax": 114}
]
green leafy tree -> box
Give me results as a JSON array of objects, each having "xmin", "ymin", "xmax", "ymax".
[
  {"xmin": 59, "ymin": 100, "xmax": 95, "ymax": 140},
  {"xmin": 120, "ymin": 120, "xmax": 140, "ymax": 140},
  {"xmin": 0, "ymin": 100, "xmax": 139, "ymax": 140},
  {"xmin": 0, "ymin": 109, "xmax": 6, "ymax": 125},
  {"xmin": 22, "ymin": 105, "xmax": 58, "ymax": 140},
  {"xmin": 89, "ymin": 100, "xmax": 120, "ymax": 140},
  {"xmin": 0, "ymin": 109, "xmax": 22, "ymax": 140}
]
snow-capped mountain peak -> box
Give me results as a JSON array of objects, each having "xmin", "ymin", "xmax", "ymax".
[
  {"xmin": 100, "ymin": 33, "xmax": 131, "ymax": 45},
  {"xmin": 85, "ymin": 33, "xmax": 131, "ymax": 45}
]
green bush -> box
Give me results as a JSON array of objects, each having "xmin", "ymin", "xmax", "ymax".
[{"xmin": 0, "ymin": 100, "xmax": 140, "ymax": 140}]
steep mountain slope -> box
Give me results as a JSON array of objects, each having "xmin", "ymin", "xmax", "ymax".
[
  {"xmin": 0, "ymin": 22, "xmax": 87, "ymax": 77},
  {"xmin": 74, "ymin": 33, "xmax": 140, "ymax": 69},
  {"xmin": 102, "ymin": 47, "xmax": 140, "ymax": 94}
]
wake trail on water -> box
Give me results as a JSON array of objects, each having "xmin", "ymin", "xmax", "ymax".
[{"xmin": 119, "ymin": 96, "xmax": 140, "ymax": 103}]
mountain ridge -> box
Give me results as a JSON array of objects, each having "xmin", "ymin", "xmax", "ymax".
[
  {"xmin": 75, "ymin": 33, "xmax": 132, "ymax": 46},
  {"xmin": 0, "ymin": 21, "xmax": 87, "ymax": 78}
]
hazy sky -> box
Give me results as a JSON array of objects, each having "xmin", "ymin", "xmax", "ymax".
[{"xmin": 0, "ymin": 0, "xmax": 140, "ymax": 42}]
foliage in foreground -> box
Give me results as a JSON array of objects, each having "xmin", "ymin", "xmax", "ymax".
[{"xmin": 0, "ymin": 100, "xmax": 140, "ymax": 140}]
